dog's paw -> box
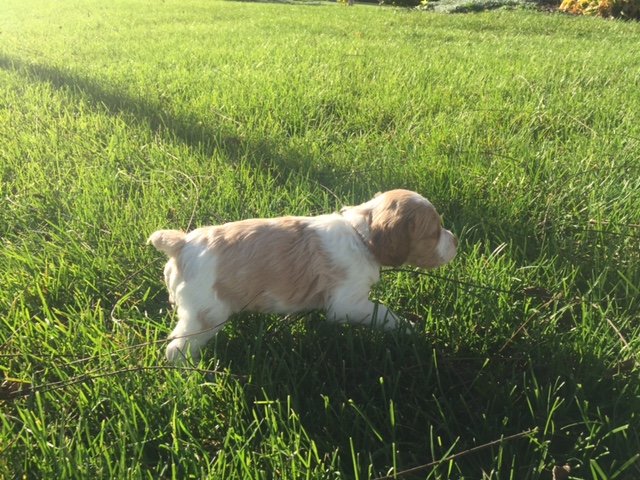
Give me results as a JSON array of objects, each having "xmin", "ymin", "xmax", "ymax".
[{"xmin": 166, "ymin": 338, "xmax": 195, "ymax": 364}]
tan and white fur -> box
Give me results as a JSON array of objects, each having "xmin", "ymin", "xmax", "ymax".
[{"xmin": 148, "ymin": 189, "xmax": 457, "ymax": 363}]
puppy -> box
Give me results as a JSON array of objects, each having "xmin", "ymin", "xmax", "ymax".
[{"xmin": 149, "ymin": 189, "xmax": 457, "ymax": 363}]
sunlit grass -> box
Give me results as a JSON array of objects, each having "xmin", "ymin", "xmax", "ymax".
[{"xmin": 1, "ymin": 0, "xmax": 639, "ymax": 478}]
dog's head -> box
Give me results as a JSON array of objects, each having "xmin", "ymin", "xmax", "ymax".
[{"xmin": 347, "ymin": 190, "xmax": 457, "ymax": 268}]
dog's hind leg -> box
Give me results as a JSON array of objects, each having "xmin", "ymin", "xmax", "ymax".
[{"xmin": 166, "ymin": 301, "xmax": 231, "ymax": 364}]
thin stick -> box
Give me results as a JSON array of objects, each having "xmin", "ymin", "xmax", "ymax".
[
  {"xmin": 605, "ymin": 317, "xmax": 630, "ymax": 351},
  {"xmin": 2, "ymin": 365, "xmax": 243, "ymax": 401},
  {"xmin": 372, "ymin": 428, "xmax": 538, "ymax": 480},
  {"xmin": 385, "ymin": 268, "xmax": 521, "ymax": 297}
]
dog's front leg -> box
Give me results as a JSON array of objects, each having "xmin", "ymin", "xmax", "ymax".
[{"xmin": 327, "ymin": 290, "xmax": 400, "ymax": 330}]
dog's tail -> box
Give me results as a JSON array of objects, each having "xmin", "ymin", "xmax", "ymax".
[{"xmin": 148, "ymin": 229, "xmax": 187, "ymax": 258}]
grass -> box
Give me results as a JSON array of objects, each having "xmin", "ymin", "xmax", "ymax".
[{"xmin": 1, "ymin": 0, "xmax": 639, "ymax": 478}]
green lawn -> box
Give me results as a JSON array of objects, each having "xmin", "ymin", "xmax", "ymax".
[{"xmin": 1, "ymin": 0, "xmax": 639, "ymax": 478}]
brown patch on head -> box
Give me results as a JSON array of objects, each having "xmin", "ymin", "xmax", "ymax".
[
  {"xmin": 366, "ymin": 190, "xmax": 443, "ymax": 268},
  {"xmin": 208, "ymin": 218, "xmax": 345, "ymax": 312},
  {"xmin": 405, "ymin": 205, "xmax": 444, "ymax": 269}
]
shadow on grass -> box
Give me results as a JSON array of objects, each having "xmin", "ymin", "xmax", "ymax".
[
  {"xmin": 0, "ymin": 53, "xmax": 342, "ymax": 189},
  {"xmin": 207, "ymin": 315, "xmax": 640, "ymax": 478}
]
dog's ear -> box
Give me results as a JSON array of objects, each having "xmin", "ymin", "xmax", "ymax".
[{"xmin": 368, "ymin": 199, "xmax": 412, "ymax": 267}]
